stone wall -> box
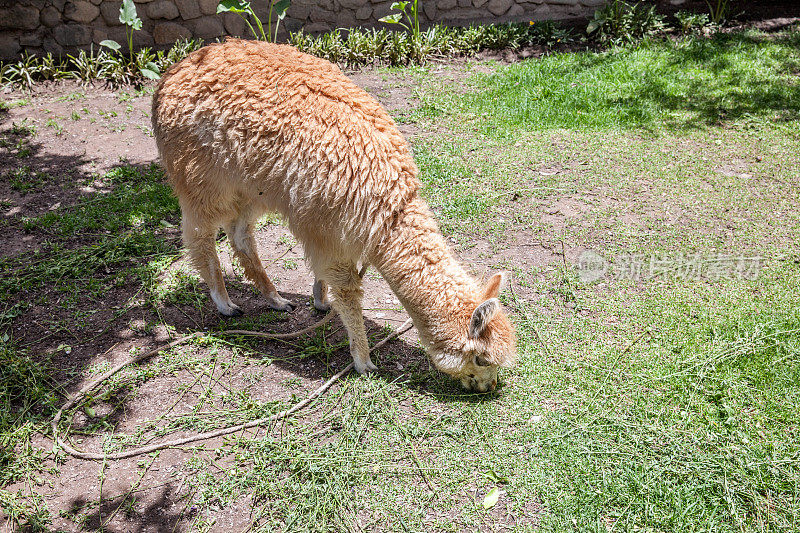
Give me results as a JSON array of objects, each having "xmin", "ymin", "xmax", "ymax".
[{"xmin": 0, "ymin": 0, "xmax": 603, "ymax": 60}]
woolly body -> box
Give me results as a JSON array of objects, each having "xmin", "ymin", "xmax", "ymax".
[{"xmin": 152, "ymin": 40, "xmax": 515, "ymax": 391}]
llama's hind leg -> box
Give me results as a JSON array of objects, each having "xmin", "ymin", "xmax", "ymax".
[
  {"xmin": 224, "ymin": 216, "xmax": 295, "ymax": 312},
  {"xmin": 183, "ymin": 220, "xmax": 242, "ymax": 317},
  {"xmin": 312, "ymin": 278, "xmax": 330, "ymax": 312},
  {"xmin": 324, "ymin": 262, "xmax": 376, "ymax": 374}
]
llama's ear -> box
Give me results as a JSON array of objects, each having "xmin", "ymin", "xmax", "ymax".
[
  {"xmin": 469, "ymin": 298, "xmax": 500, "ymax": 339},
  {"xmin": 483, "ymin": 271, "xmax": 510, "ymax": 300}
]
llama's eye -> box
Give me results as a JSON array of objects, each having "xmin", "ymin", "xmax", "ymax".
[{"xmin": 475, "ymin": 355, "xmax": 492, "ymax": 367}]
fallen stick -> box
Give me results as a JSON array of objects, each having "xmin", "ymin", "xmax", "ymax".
[{"xmin": 51, "ymin": 315, "xmax": 414, "ymax": 461}]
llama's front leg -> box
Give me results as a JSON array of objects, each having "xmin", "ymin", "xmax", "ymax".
[{"xmin": 326, "ymin": 264, "xmax": 376, "ymax": 374}]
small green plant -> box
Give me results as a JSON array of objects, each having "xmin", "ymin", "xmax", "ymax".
[
  {"xmin": 57, "ymin": 92, "xmax": 85, "ymax": 102},
  {"xmin": 44, "ymin": 118, "xmax": 63, "ymax": 135},
  {"xmin": 674, "ymin": 10, "xmax": 711, "ymax": 34},
  {"xmin": 216, "ymin": 0, "xmax": 291, "ymax": 43},
  {"xmin": 10, "ymin": 119, "xmax": 36, "ymax": 137},
  {"xmin": 8, "ymin": 166, "xmax": 46, "ymax": 192},
  {"xmin": 1, "ymin": 54, "xmax": 45, "ymax": 89},
  {"xmin": 99, "ymin": 0, "xmax": 160, "ymax": 80},
  {"xmin": 379, "ymin": 0, "xmax": 422, "ymax": 40},
  {"xmin": 587, "ymin": 0, "xmax": 666, "ymax": 45}
]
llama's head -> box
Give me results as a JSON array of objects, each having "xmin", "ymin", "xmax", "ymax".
[{"xmin": 425, "ymin": 271, "xmax": 517, "ymax": 393}]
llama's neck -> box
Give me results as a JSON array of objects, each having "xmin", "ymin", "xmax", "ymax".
[{"xmin": 368, "ymin": 196, "xmax": 478, "ymax": 351}]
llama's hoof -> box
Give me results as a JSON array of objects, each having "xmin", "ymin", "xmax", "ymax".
[
  {"xmin": 266, "ymin": 294, "xmax": 295, "ymax": 312},
  {"xmin": 354, "ymin": 359, "xmax": 378, "ymax": 374},
  {"xmin": 219, "ymin": 303, "xmax": 243, "ymax": 317},
  {"xmin": 313, "ymin": 300, "xmax": 331, "ymax": 312}
]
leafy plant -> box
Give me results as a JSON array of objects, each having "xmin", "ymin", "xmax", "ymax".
[
  {"xmin": 706, "ymin": 0, "xmax": 731, "ymax": 24},
  {"xmin": 379, "ymin": 0, "xmax": 422, "ymax": 40},
  {"xmin": 99, "ymin": 0, "xmax": 160, "ymax": 80},
  {"xmin": 0, "ymin": 53, "xmax": 76, "ymax": 89},
  {"xmin": 587, "ymin": 0, "xmax": 666, "ymax": 45},
  {"xmin": 529, "ymin": 20, "xmax": 575, "ymax": 47},
  {"xmin": 216, "ymin": 0, "xmax": 291, "ymax": 43},
  {"xmin": 674, "ymin": 10, "xmax": 711, "ymax": 34}
]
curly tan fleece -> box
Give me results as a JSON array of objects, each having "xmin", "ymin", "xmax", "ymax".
[{"xmin": 152, "ymin": 39, "xmax": 515, "ymax": 391}]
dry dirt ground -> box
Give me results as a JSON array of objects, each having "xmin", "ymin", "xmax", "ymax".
[{"xmin": 0, "ymin": 65, "xmax": 555, "ymax": 532}]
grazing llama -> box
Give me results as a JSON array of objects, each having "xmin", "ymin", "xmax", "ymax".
[{"xmin": 152, "ymin": 40, "xmax": 516, "ymax": 391}]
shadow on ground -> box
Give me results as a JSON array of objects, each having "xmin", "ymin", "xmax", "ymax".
[{"xmin": 0, "ymin": 108, "xmax": 492, "ymax": 530}]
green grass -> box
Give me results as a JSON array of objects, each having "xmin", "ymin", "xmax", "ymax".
[
  {"xmin": 395, "ymin": 27, "xmax": 800, "ymax": 531},
  {"xmin": 418, "ymin": 31, "xmax": 800, "ymax": 133},
  {"xmin": 2, "ymin": 164, "xmax": 179, "ymax": 300}
]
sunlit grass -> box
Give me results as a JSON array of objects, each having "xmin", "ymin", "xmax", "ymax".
[{"xmin": 419, "ymin": 30, "xmax": 800, "ymax": 134}]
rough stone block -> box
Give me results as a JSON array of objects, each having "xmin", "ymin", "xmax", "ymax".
[
  {"xmin": 192, "ymin": 16, "xmax": 224, "ymax": 39},
  {"xmin": 174, "ymin": 0, "xmax": 201, "ymax": 19},
  {"xmin": 335, "ymin": 11, "xmax": 356, "ymax": 27},
  {"xmin": 222, "ymin": 12, "xmax": 248, "ymax": 36},
  {"xmin": 40, "ymin": 6, "xmax": 61, "ymax": 27},
  {"xmin": 198, "ymin": 0, "xmax": 219, "ymax": 15},
  {"xmin": 371, "ymin": 1, "xmax": 395, "ymax": 20},
  {"xmin": 147, "ymin": 0, "xmax": 179, "ymax": 19},
  {"xmin": 441, "ymin": 7, "xmax": 485, "ymax": 19},
  {"xmin": 153, "ymin": 21, "xmax": 191, "ymax": 43},
  {"xmin": 472, "ymin": 0, "xmax": 489, "ymax": 8},
  {"xmin": 92, "ymin": 26, "xmax": 108, "ymax": 43},
  {"xmin": 309, "ymin": 9, "xmax": 336, "ymax": 24},
  {"xmin": 458, "ymin": 0, "xmax": 471, "ymax": 7},
  {"xmin": 487, "ymin": 0, "xmax": 512, "ymax": 15},
  {"xmin": 0, "ymin": 5, "xmax": 41, "ymax": 30},
  {"xmin": 104, "ymin": 25, "xmax": 154, "ymax": 46},
  {"xmin": 0, "ymin": 33, "xmax": 21, "ymax": 60},
  {"xmin": 437, "ymin": 0, "xmax": 457, "ymax": 9},
  {"xmin": 287, "ymin": 4, "xmax": 311, "ymax": 19},
  {"xmin": 507, "ymin": 3, "xmax": 524, "ymax": 16},
  {"xmin": 531, "ymin": 3, "xmax": 572, "ymax": 18},
  {"xmin": 43, "ymin": 37, "xmax": 64, "ymax": 56},
  {"xmin": 53, "ymin": 23, "xmax": 92, "ymax": 45},
  {"xmin": 20, "ymin": 31, "xmax": 44, "ymax": 47},
  {"xmin": 100, "ymin": 1, "xmax": 123, "ymax": 25},
  {"xmin": 355, "ymin": 5, "xmax": 372, "ymax": 19},
  {"xmin": 303, "ymin": 22, "xmax": 331, "ymax": 33},
  {"xmin": 421, "ymin": 1, "xmax": 436, "ymax": 19},
  {"xmin": 65, "ymin": 1, "xmax": 100, "ymax": 22},
  {"xmin": 340, "ymin": 0, "xmax": 368, "ymax": 8}
]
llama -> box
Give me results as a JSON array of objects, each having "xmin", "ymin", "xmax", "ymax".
[{"xmin": 152, "ymin": 39, "xmax": 516, "ymax": 391}]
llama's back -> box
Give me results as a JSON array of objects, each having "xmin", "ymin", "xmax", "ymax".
[{"xmin": 152, "ymin": 39, "xmax": 420, "ymax": 260}]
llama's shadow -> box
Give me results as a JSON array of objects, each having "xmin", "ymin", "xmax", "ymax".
[{"xmin": 187, "ymin": 288, "xmax": 506, "ymax": 404}]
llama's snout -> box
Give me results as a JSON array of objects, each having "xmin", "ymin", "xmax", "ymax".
[{"xmin": 459, "ymin": 367, "xmax": 499, "ymax": 393}]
